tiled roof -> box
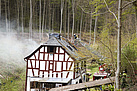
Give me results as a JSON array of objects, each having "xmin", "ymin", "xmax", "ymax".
[
  {"xmin": 44, "ymin": 36, "xmax": 79, "ymax": 59},
  {"xmin": 44, "ymin": 37, "xmax": 61, "ymax": 46},
  {"xmin": 25, "ymin": 36, "xmax": 89, "ymax": 60}
]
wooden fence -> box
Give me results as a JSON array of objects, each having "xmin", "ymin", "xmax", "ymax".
[{"xmin": 49, "ymin": 77, "xmax": 115, "ymax": 91}]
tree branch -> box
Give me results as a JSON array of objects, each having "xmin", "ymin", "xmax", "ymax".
[
  {"xmin": 122, "ymin": 0, "xmax": 137, "ymax": 9},
  {"xmin": 103, "ymin": 0, "xmax": 118, "ymax": 24},
  {"xmin": 122, "ymin": 53, "xmax": 136, "ymax": 83},
  {"xmin": 121, "ymin": 37, "xmax": 136, "ymax": 51},
  {"xmin": 78, "ymin": 5, "xmax": 108, "ymax": 15}
]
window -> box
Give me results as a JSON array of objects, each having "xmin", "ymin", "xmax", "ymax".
[
  {"xmin": 47, "ymin": 46, "xmax": 56, "ymax": 53},
  {"xmin": 30, "ymin": 81, "xmax": 40, "ymax": 89}
]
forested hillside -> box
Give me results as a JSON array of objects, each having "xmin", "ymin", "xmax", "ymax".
[{"xmin": 0, "ymin": 0, "xmax": 137, "ymax": 90}]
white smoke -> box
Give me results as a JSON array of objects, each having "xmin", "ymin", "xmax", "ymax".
[
  {"xmin": 0, "ymin": 19, "xmax": 39, "ymax": 75},
  {"xmin": 0, "ymin": 34, "xmax": 39, "ymax": 74}
]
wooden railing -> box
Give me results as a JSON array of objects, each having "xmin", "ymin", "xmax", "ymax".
[{"xmin": 49, "ymin": 77, "xmax": 115, "ymax": 91}]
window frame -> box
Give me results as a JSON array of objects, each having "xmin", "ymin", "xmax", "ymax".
[{"xmin": 47, "ymin": 46, "xmax": 56, "ymax": 53}]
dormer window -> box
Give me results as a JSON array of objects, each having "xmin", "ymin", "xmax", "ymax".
[{"xmin": 47, "ymin": 46, "xmax": 56, "ymax": 53}]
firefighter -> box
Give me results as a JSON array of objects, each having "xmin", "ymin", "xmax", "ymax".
[
  {"xmin": 74, "ymin": 34, "xmax": 78, "ymax": 45},
  {"xmin": 121, "ymin": 71, "xmax": 127, "ymax": 88},
  {"xmin": 74, "ymin": 34, "xmax": 77, "ymax": 39}
]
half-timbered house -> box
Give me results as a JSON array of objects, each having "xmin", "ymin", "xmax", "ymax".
[{"xmin": 24, "ymin": 36, "xmax": 87, "ymax": 91}]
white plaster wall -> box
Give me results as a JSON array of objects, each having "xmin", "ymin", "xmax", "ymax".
[
  {"xmin": 63, "ymin": 62, "xmax": 66, "ymax": 70},
  {"xmin": 36, "ymin": 61, "xmax": 39, "ymax": 68},
  {"xmin": 32, "ymin": 60, "xmax": 35, "ymax": 68},
  {"xmin": 28, "ymin": 60, "xmax": 31, "ymax": 68},
  {"xmin": 28, "ymin": 69, "xmax": 33, "ymax": 76},
  {"xmin": 46, "ymin": 61, "xmax": 49, "ymax": 70},
  {"xmin": 49, "ymin": 54, "xmax": 53, "ymax": 60},
  {"xmin": 35, "ymin": 51, "xmax": 39, "ymax": 59},
  {"xmin": 40, "ymin": 61, "xmax": 45, "ymax": 70},
  {"xmin": 59, "ymin": 55, "xmax": 64, "ymax": 61},
  {"xmin": 45, "ymin": 47, "xmax": 47, "ymax": 52},
  {"xmin": 65, "ymin": 53, "xmax": 69, "ymax": 61},
  {"xmin": 54, "ymin": 54, "xmax": 58, "ymax": 60},
  {"xmin": 44, "ymin": 72, "xmax": 48, "ymax": 78},
  {"xmin": 60, "ymin": 48, "xmax": 64, "ymax": 53},
  {"xmin": 33, "ymin": 69, "xmax": 38, "ymax": 76},
  {"xmin": 39, "ymin": 53, "xmax": 44, "ymax": 60},
  {"xmin": 27, "ymin": 77, "xmax": 30, "ymax": 91},
  {"xmin": 63, "ymin": 71, "xmax": 67, "ymax": 78},
  {"xmin": 56, "ymin": 47, "xmax": 58, "ymax": 53},
  {"xmin": 30, "ymin": 55, "xmax": 35, "ymax": 59},
  {"xmin": 68, "ymin": 57, "xmax": 73, "ymax": 61},
  {"xmin": 56, "ymin": 62, "xmax": 61, "ymax": 71},
  {"xmin": 67, "ymin": 71, "xmax": 73, "ymax": 79},
  {"xmin": 40, "ymin": 47, "xmax": 44, "ymax": 52},
  {"xmin": 45, "ymin": 54, "xmax": 48, "ymax": 60}
]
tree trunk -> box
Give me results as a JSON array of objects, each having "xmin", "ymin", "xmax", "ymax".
[
  {"xmin": 5, "ymin": 0, "xmax": 8, "ymax": 33},
  {"xmin": 29, "ymin": 0, "xmax": 32, "ymax": 39},
  {"xmin": 8, "ymin": 0, "xmax": 10, "ymax": 33},
  {"xmin": 48, "ymin": 0, "xmax": 51, "ymax": 33},
  {"xmin": 32, "ymin": 0, "xmax": 36, "ymax": 30},
  {"xmin": 133, "ymin": 2, "xmax": 137, "ymax": 37},
  {"xmin": 52, "ymin": 5, "xmax": 54, "ymax": 33},
  {"xmin": 89, "ymin": 10, "xmax": 92, "ymax": 45},
  {"xmin": 67, "ymin": 0, "xmax": 70, "ymax": 39},
  {"xmin": 84, "ymin": 16, "xmax": 87, "ymax": 33},
  {"xmin": 45, "ymin": 4, "xmax": 48, "ymax": 32},
  {"xmin": 64, "ymin": 0, "xmax": 67, "ymax": 37},
  {"xmin": 93, "ymin": 14, "xmax": 98, "ymax": 45},
  {"xmin": 116, "ymin": 0, "xmax": 122, "ymax": 89},
  {"xmin": 39, "ymin": 0, "xmax": 42, "ymax": 41},
  {"xmin": 0, "ymin": 0, "xmax": 1, "ymax": 19},
  {"xmin": 21, "ymin": 0, "xmax": 24, "ymax": 37},
  {"xmin": 60, "ymin": 0, "xmax": 64, "ymax": 34},
  {"xmin": 71, "ymin": 0, "xmax": 75, "ymax": 42},
  {"xmin": 42, "ymin": 0, "xmax": 46, "ymax": 39},
  {"xmin": 80, "ymin": 10, "xmax": 83, "ymax": 40},
  {"xmin": 17, "ymin": 0, "xmax": 20, "ymax": 35}
]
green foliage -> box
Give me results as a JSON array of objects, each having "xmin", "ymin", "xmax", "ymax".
[
  {"xmin": 0, "ymin": 68, "xmax": 25, "ymax": 91},
  {"xmin": 102, "ymin": 84, "xmax": 114, "ymax": 91},
  {"xmin": 121, "ymin": 44, "xmax": 137, "ymax": 72},
  {"xmin": 102, "ymin": 84, "xmax": 106, "ymax": 90}
]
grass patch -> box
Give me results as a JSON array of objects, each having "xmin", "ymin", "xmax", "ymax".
[{"xmin": 87, "ymin": 64, "xmax": 99, "ymax": 79}]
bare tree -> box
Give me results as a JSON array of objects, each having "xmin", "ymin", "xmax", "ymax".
[
  {"xmin": 39, "ymin": 0, "xmax": 42, "ymax": 40},
  {"xmin": 52, "ymin": 4, "xmax": 54, "ymax": 33},
  {"xmin": 93, "ymin": 14, "xmax": 98, "ymax": 45},
  {"xmin": 67, "ymin": 0, "xmax": 70, "ymax": 39},
  {"xmin": 21, "ymin": 0, "xmax": 24, "ymax": 36},
  {"xmin": 89, "ymin": 10, "xmax": 92, "ymax": 45},
  {"xmin": 71, "ymin": 0, "xmax": 75, "ymax": 42},
  {"xmin": 84, "ymin": 16, "xmax": 88, "ymax": 33},
  {"xmin": 29, "ymin": 0, "xmax": 33, "ymax": 39},
  {"xmin": 104, "ymin": 0, "xmax": 122, "ymax": 89},
  {"xmin": 60, "ymin": 0, "xmax": 64, "ymax": 34},
  {"xmin": 17, "ymin": 0, "xmax": 20, "ymax": 34},
  {"xmin": 5, "ymin": 0, "xmax": 8, "ymax": 33},
  {"xmin": 80, "ymin": 10, "xmax": 83, "ymax": 40},
  {"xmin": 64, "ymin": 0, "xmax": 67, "ymax": 37},
  {"xmin": 45, "ymin": 4, "xmax": 48, "ymax": 32},
  {"xmin": 116, "ymin": 0, "xmax": 122, "ymax": 89},
  {"xmin": 0, "ymin": 0, "xmax": 1, "ymax": 19},
  {"xmin": 42, "ymin": 0, "xmax": 46, "ymax": 39},
  {"xmin": 48, "ymin": 0, "xmax": 51, "ymax": 33},
  {"xmin": 8, "ymin": 0, "xmax": 10, "ymax": 32}
]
